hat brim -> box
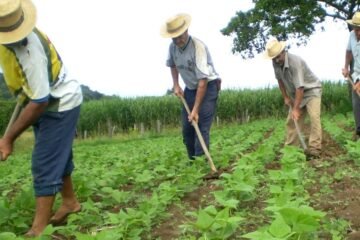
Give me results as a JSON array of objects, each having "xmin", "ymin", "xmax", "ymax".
[
  {"xmin": 347, "ymin": 19, "xmax": 360, "ymax": 27},
  {"xmin": 160, "ymin": 14, "xmax": 191, "ymax": 38},
  {"xmin": 0, "ymin": 0, "xmax": 37, "ymax": 44},
  {"xmin": 263, "ymin": 41, "xmax": 286, "ymax": 59}
]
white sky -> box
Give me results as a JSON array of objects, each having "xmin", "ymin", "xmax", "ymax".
[{"xmin": 32, "ymin": 0, "xmax": 349, "ymax": 97}]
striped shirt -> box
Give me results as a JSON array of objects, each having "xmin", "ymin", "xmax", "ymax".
[
  {"xmin": 0, "ymin": 29, "xmax": 82, "ymax": 112},
  {"xmin": 347, "ymin": 30, "xmax": 360, "ymax": 81},
  {"xmin": 166, "ymin": 36, "xmax": 220, "ymax": 90}
]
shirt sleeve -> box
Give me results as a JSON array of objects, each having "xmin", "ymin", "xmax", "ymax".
[
  {"xmin": 194, "ymin": 40, "xmax": 211, "ymax": 80},
  {"xmin": 166, "ymin": 44, "xmax": 175, "ymax": 67},
  {"xmin": 292, "ymin": 62, "xmax": 305, "ymax": 89},
  {"xmin": 347, "ymin": 32, "xmax": 353, "ymax": 51}
]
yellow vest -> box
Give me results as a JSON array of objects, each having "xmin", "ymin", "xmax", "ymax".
[{"xmin": 0, "ymin": 28, "xmax": 63, "ymax": 105}]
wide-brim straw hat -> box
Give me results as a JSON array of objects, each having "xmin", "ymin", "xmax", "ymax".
[
  {"xmin": 160, "ymin": 13, "xmax": 191, "ymax": 38},
  {"xmin": 263, "ymin": 39, "xmax": 286, "ymax": 59},
  {"xmin": 347, "ymin": 12, "xmax": 360, "ymax": 27},
  {"xmin": 0, "ymin": 0, "xmax": 36, "ymax": 44}
]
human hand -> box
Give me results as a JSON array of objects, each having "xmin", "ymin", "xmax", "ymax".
[
  {"xmin": 342, "ymin": 68, "xmax": 350, "ymax": 78},
  {"xmin": 173, "ymin": 86, "xmax": 184, "ymax": 97},
  {"xmin": 355, "ymin": 81, "xmax": 360, "ymax": 95},
  {"xmin": 216, "ymin": 79, "xmax": 221, "ymax": 92},
  {"xmin": 291, "ymin": 107, "xmax": 301, "ymax": 121},
  {"xmin": 284, "ymin": 97, "xmax": 292, "ymax": 107},
  {"xmin": 188, "ymin": 111, "xmax": 199, "ymax": 123},
  {"xmin": 0, "ymin": 138, "xmax": 13, "ymax": 161}
]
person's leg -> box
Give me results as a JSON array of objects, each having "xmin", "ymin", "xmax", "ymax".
[
  {"xmin": 50, "ymin": 174, "xmax": 81, "ymax": 224},
  {"xmin": 183, "ymin": 88, "xmax": 196, "ymax": 159},
  {"xmin": 352, "ymin": 90, "xmax": 360, "ymax": 139},
  {"xmin": 29, "ymin": 107, "xmax": 81, "ymax": 234},
  {"xmin": 306, "ymin": 97, "xmax": 322, "ymax": 153},
  {"xmin": 195, "ymin": 81, "xmax": 218, "ymax": 156},
  {"xmin": 25, "ymin": 196, "xmax": 55, "ymax": 236},
  {"xmin": 285, "ymin": 106, "xmax": 305, "ymax": 147},
  {"xmin": 285, "ymin": 109, "xmax": 298, "ymax": 146},
  {"xmin": 50, "ymin": 107, "xmax": 82, "ymax": 223}
]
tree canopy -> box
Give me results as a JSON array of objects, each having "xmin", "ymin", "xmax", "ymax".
[{"xmin": 221, "ymin": 0, "xmax": 360, "ymax": 58}]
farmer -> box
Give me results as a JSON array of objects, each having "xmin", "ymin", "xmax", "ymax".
[
  {"xmin": 160, "ymin": 13, "xmax": 221, "ymax": 160},
  {"xmin": 342, "ymin": 12, "xmax": 360, "ymax": 141},
  {"xmin": 264, "ymin": 39, "xmax": 322, "ymax": 158},
  {"xmin": 0, "ymin": 0, "xmax": 82, "ymax": 236}
]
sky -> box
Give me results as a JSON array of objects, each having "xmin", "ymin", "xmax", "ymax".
[{"xmin": 31, "ymin": 0, "xmax": 350, "ymax": 97}]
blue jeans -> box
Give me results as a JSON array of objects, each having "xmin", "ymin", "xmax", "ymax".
[
  {"xmin": 352, "ymin": 90, "xmax": 360, "ymax": 135},
  {"xmin": 182, "ymin": 80, "xmax": 218, "ymax": 159},
  {"xmin": 32, "ymin": 106, "xmax": 80, "ymax": 196}
]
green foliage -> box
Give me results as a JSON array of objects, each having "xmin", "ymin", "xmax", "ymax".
[
  {"xmin": 0, "ymin": 100, "xmax": 15, "ymax": 135},
  {"xmin": 221, "ymin": 0, "xmax": 356, "ymax": 58},
  {"xmin": 243, "ymin": 206, "xmax": 325, "ymax": 240},
  {"xmin": 0, "ymin": 116, "xmax": 354, "ymax": 238},
  {"xmin": 0, "ymin": 74, "xmax": 13, "ymax": 99},
  {"xmin": 77, "ymin": 81, "xmax": 350, "ymax": 136},
  {"xmin": 0, "ymin": 81, "xmax": 353, "ymax": 136},
  {"xmin": 81, "ymin": 85, "xmax": 105, "ymax": 101},
  {"xmin": 322, "ymin": 81, "xmax": 352, "ymax": 114},
  {"xmin": 184, "ymin": 206, "xmax": 243, "ymax": 239},
  {"xmin": 77, "ymin": 95, "xmax": 181, "ymax": 135}
]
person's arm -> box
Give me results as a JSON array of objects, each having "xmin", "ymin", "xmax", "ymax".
[
  {"xmin": 277, "ymin": 79, "xmax": 291, "ymax": 106},
  {"xmin": 292, "ymin": 87, "xmax": 304, "ymax": 121},
  {"xmin": 0, "ymin": 101, "xmax": 48, "ymax": 160},
  {"xmin": 354, "ymin": 82, "xmax": 360, "ymax": 95},
  {"xmin": 342, "ymin": 50, "xmax": 353, "ymax": 78},
  {"xmin": 216, "ymin": 78, "xmax": 221, "ymax": 92},
  {"xmin": 188, "ymin": 79, "xmax": 207, "ymax": 123},
  {"xmin": 170, "ymin": 67, "xmax": 183, "ymax": 97}
]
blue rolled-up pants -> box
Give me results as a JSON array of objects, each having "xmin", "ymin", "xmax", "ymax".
[
  {"xmin": 352, "ymin": 89, "xmax": 360, "ymax": 136},
  {"xmin": 182, "ymin": 80, "xmax": 218, "ymax": 159},
  {"xmin": 32, "ymin": 106, "xmax": 80, "ymax": 196}
]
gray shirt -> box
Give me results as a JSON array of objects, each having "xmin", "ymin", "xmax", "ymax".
[
  {"xmin": 347, "ymin": 30, "xmax": 360, "ymax": 80},
  {"xmin": 273, "ymin": 52, "xmax": 322, "ymax": 107},
  {"xmin": 166, "ymin": 36, "xmax": 220, "ymax": 90}
]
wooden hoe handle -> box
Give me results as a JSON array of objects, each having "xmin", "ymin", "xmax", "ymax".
[{"xmin": 180, "ymin": 96, "xmax": 217, "ymax": 173}]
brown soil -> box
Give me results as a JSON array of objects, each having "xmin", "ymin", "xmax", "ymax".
[
  {"xmin": 151, "ymin": 126, "xmax": 360, "ymax": 240},
  {"xmin": 151, "ymin": 128, "xmax": 274, "ymax": 240},
  {"xmin": 151, "ymin": 181, "xmax": 221, "ymax": 240},
  {"xmin": 307, "ymin": 130, "xmax": 360, "ymax": 238}
]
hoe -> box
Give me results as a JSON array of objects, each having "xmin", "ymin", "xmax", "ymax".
[{"xmin": 180, "ymin": 96, "xmax": 218, "ymax": 174}]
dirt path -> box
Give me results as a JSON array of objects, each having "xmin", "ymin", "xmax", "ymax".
[
  {"xmin": 151, "ymin": 126, "xmax": 360, "ymax": 240},
  {"xmin": 307, "ymin": 130, "xmax": 360, "ymax": 239},
  {"xmin": 150, "ymin": 128, "xmax": 274, "ymax": 240}
]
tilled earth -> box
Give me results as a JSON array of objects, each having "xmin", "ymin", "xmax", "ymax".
[{"xmin": 151, "ymin": 128, "xmax": 360, "ymax": 240}]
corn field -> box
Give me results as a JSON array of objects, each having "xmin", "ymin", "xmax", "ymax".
[
  {"xmin": 76, "ymin": 81, "xmax": 351, "ymax": 136},
  {"xmin": 0, "ymin": 81, "xmax": 353, "ymax": 136}
]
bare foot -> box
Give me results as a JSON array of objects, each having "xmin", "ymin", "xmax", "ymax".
[
  {"xmin": 50, "ymin": 202, "xmax": 81, "ymax": 225},
  {"xmin": 24, "ymin": 229, "xmax": 40, "ymax": 238}
]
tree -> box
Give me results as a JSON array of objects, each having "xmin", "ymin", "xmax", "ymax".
[{"xmin": 221, "ymin": 0, "xmax": 360, "ymax": 59}]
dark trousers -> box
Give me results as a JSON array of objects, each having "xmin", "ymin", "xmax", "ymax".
[
  {"xmin": 352, "ymin": 90, "xmax": 360, "ymax": 135},
  {"xmin": 32, "ymin": 106, "xmax": 80, "ymax": 196},
  {"xmin": 182, "ymin": 80, "xmax": 218, "ymax": 159}
]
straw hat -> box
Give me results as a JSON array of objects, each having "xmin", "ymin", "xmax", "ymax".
[
  {"xmin": 263, "ymin": 39, "xmax": 286, "ymax": 59},
  {"xmin": 0, "ymin": 0, "xmax": 36, "ymax": 44},
  {"xmin": 160, "ymin": 13, "xmax": 191, "ymax": 38},
  {"xmin": 347, "ymin": 12, "xmax": 360, "ymax": 27}
]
